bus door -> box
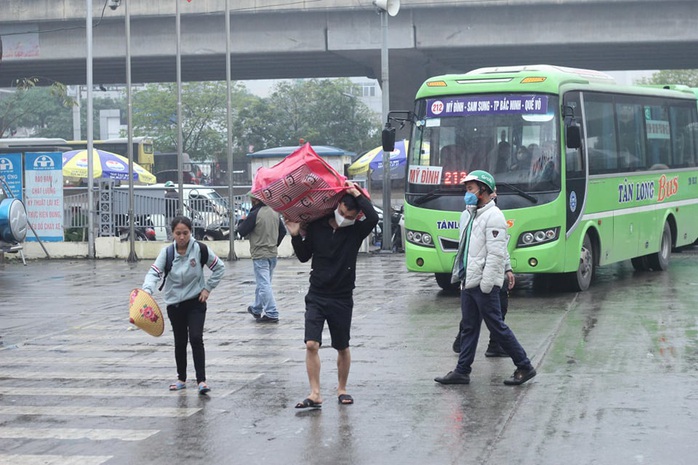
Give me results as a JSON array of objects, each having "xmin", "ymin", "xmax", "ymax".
[{"xmin": 563, "ymin": 91, "xmax": 587, "ymax": 239}]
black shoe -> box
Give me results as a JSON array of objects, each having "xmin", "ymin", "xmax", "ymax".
[
  {"xmin": 452, "ymin": 336, "xmax": 461, "ymax": 354},
  {"xmin": 503, "ymin": 367, "xmax": 537, "ymax": 385},
  {"xmin": 484, "ymin": 344, "xmax": 508, "ymax": 358},
  {"xmin": 247, "ymin": 306, "xmax": 261, "ymax": 320},
  {"xmin": 434, "ymin": 371, "xmax": 470, "ymax": 385},
  {"xmin": 257, "ymin": 315, "xmax": 279, "ymax": 323}
]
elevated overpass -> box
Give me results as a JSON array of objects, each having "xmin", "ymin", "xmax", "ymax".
[{"xmin": 1, "ymin": 0, "xmax": 697, "ymax": 111}]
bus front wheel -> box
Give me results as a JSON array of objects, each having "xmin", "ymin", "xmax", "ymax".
[
  {"xmin": 435, "ymin": 273, "xmax": 459, "ymax": 292},
  {"xmin": 569, "ymin": 233, "xmax": 595, "ymax": 292},
  {"xmin": 648, "ymin": 222, "xmax": 671, "ymax": 271}
]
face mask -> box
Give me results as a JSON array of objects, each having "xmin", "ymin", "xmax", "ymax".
[
  {"xmin": 464, "ymin": 192, "xmax": 478, "ymax": 206},
  {"xmin": 334, "ymin": 208, "xmax": 355, "ymax": 228}
]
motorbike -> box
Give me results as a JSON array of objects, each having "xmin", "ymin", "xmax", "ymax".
[
  {"xmin": 201, "ymin": 217, "xmax": 244, "ymax": 241},
  {"xmin": 119, "ymin": 215, "xmax": 157, "ymax": 242},
  {"xmin": 371, "ymin": 205, "xmax": 404, "ymax": 252}
]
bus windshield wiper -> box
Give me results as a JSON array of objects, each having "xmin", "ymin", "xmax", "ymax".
[
  {"xmin": 413, "ymin": 187, "xmax": 462, "ymax": 205},
  {"xmin": 497, "ymin": 182, "xmax": 538, "ymax": 203}
]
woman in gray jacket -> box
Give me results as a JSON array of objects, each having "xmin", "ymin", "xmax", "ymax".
[{"xmin": 142, "ymin": 216, "xmax": 225, "ymax": 394}]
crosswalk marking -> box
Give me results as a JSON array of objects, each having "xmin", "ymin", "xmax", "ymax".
[
  {"xmin": 2, "ymin": 343, "xmax": 304, "ymax": 353},
  {"xmin": 0, "ymin": 356, "xmax": 290, "ymax": 367},
  {"xmin": 0, "ymin": 406, "xmax": 200, "ymax": 417},
  {"xmin": 0, "ymin": 454, "xmax": 112, "ymax": 465},
  {"xmin": 0, "ymin": 427, "xmax": 158, "ymax": 441},
  {"xmin": 44, "ymin": 332, "xmax": 301, "ymax": 341},
  {"xmin": 0, "ymin": 387, "xmax": 237, "ymax": 398},
  {"xmin": 1, "ymin": 371, "xmax": 264, "ymax": 381}
]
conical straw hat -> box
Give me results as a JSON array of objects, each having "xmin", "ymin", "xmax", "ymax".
[{"xmin": 129, "ymin": 288, "xmax": 164, "ymax": 337}]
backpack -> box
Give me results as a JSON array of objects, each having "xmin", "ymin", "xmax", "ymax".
[{"xmin": 158, "ymin": 241, "xmax": 209, "ymax": 291}]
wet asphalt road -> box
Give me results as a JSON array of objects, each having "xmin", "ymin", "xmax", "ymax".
[{"xmin": 0, "ymin": 248, "xmax": 697, "ymax": 465}]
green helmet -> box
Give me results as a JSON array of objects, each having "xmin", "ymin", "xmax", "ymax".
[
  {"xmin": 164, "ymin": 181, "xmax": 175, "ymax": 188},
  {"xmin": 462, "ymin": 170, "xmax": 495, "ymax": 192}
]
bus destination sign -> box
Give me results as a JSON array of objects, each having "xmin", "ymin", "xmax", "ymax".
[{"xmin": 426, "ymin": 95, "xmax": 548, "ymax": 118}]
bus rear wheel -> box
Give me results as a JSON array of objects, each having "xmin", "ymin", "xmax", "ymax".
[
  {"xmin": 648, "ymin": 222, "xmax": 671, "ymax": 271},
  {"xmin": 435, "ymin": 273, "xmax": 459, "ymax": 292},
  {"xmin": 569, "ymin": 233, "xmax": 595, "ymax": 292}
]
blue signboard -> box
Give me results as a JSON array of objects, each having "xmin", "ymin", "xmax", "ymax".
[{"xmin": 0, "ymin": 153, "xmax": 23, "ymax": 200}]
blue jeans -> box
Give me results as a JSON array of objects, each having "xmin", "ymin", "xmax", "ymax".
[
  {"xmin": 250, "ymin": 257, "xmax": 278, "ymax": 318},
  {"xmin": 455, "ymin": 286, "xmax": 531, "ymax": 374}
]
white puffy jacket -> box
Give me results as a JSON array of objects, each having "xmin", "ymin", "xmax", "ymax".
[{"xmin": 450, "ymin": 200, "xmax": 508, "ymax": 293}]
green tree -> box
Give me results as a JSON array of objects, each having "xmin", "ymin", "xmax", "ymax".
[
  {"xmin": 132, "ymin": 81, "xmax": 252, "ymax": 161},
  {"xmin": 638, "ymin": 70, "xmax": 698, "ymax": 87},
  {"xmin": 0, "ymin": 77, "xmax": 74, "ymax": 138},
  {"xmin": 239, "ymin": 78, "xmax": 381, "ymax": 154}
]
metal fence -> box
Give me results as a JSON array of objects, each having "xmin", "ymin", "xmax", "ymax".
[{"xmin": 62, "ymin": 184, "xmax": 252, "ymax": 241}]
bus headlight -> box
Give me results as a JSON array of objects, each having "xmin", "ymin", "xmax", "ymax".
[
  {"xmin": 406, "ymin": 229, "xmax": 435, "ymax": 248},
  {"xmin": 517, "ymin": 227, "xmax": 560, "ymax": 247}
]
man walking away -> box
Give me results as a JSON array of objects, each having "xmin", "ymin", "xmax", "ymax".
[
  {"xmin": 164, "ymin": 181, "xmax": 179, "ymax": 241},
  {"xmin": 236, "ymin": 194, "xmax": 287, "ymax": 323}
]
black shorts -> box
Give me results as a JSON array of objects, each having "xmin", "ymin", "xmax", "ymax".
[{"xmin": 304, "ymin": 292, "xmax": 353, "ymax": 350}]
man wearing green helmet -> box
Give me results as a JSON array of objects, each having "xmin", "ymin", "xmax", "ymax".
[{"xmin": 435, "ymin": 170, "xmax": 537, "ymax": 386}]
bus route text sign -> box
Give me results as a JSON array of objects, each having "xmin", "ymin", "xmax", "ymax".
[
  {"xmin": 24, "ymin": 152, "xmax": 64, "ymax": 242},
  {"xmin": 426, "ymin": 95, "xmax": 549, "ymax": 118}
]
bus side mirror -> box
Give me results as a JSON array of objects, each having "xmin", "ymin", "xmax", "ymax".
[
  {"xmin": 566, "ymin": 121, "xmax": 581, "ymax": 149},
  {"xmin": 382, "ymin": 124, "xmax": 396, "ymax": 153}
]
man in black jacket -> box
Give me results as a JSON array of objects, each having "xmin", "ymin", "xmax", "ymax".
[{"xmin": 285, "ymin": 181, "xmax": 378, "ymax": 409}]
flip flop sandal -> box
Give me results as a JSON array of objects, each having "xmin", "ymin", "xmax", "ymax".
[
  {"xmin": 338, "ymin": 394, "xmax": 354, "ymax": 405},
  {"xmin": 198, "ymin": 383, "xmax": 211, "ymax": 395},
  {"xmin": 295, "ymin": 398, "xmax": 322, "ymax": 409},
  {"xmin": 169, "ymin": 381, "xmax": 186, "ymax": 391}
]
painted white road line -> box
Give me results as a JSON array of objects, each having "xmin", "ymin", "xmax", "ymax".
[
  {"xmin": 0, "ymin": 387, "xmax": 238, "ymax": 398},
  {"xmin": 0, "ymin": 406, "xmax": 201, "ymax": 417},
  {"xmin": 3, "ymin": 344, "xmax": 304, "ymax": 353},
  {"xmin": 2, "ymin": 371, "xmax": 264, "ymax": 381},
  {"xmin": 46, "ymin": 333, "xmax": 300, "ymax": 341},
  {"xmin": 0, "ymin": 455, "xmax": 112, "ymax": 465},
  {"xmin": 0, "ymin": 357, "xmax": 290, "ymax": 367},
  {"xmin": 0, "ymin": 427, "xmax": 158, "ymax": 441}
]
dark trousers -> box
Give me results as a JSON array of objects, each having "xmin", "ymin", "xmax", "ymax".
[
  {"xmin": 456, "ymin": 286, "xmax": 508, "ymax": 347},
  {"xmin": 167, "ymin": 298, "xmax": 207, "ymax": 384},
  {"xmin": 455, "ymin": 286, "xmax": 531, "ymax": 374}
]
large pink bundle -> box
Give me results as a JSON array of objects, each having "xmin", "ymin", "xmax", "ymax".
[{"xmin": 251, "ymin": 144, "xmax": 348, "ymax": 223}]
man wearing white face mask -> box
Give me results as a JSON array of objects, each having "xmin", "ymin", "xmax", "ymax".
[{"xmin": 285, "ymin": 181, "xmax": 379, "ymax": 409}]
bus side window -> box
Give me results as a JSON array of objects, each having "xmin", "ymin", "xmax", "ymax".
[
  {"xmin": 670, "ymin": 106, "xmax": 698, "ymax": 168},
  {"xmin": 616, "ymin": 101, "xmax": 646, "ymax": 171},
  {"xmin": 585, "ymin": 95, "xmax": 619, "ymax": 174}
]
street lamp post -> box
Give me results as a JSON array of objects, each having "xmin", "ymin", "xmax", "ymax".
[
  {"xmin": 86, "ymin": 0, "xmax": 95, "ymax": 258},
  {"xmin": 225, "ymin": 0, "xmax": 237, "ymax": 261},
  {"xmin": 124, "ymin": 0, "xmax": 137, "ymax": 262},
  {"xmin": 374, "ymin": 0, "xmax": 400, "ymax": 252}
]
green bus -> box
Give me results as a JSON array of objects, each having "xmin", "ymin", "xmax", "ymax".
[{"xmin": 393, "ymin": 65, "xmax": 698, "ymax": 291}]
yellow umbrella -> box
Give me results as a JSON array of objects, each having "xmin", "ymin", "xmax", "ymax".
[
  {"xmin": 347, "ymin": 140, "xmax": 409, "ymax": 176},
  {"xmin": 62, "ymin": 149, "xmax": 156, "ymax": 184}
]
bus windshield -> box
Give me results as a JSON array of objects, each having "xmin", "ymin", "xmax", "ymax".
[{"xmin": 408, "ymin": 93, "xmax": 560, "ymax": 195}]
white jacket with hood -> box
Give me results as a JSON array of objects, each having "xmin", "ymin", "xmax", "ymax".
[{"xmin": 450, "ymin": 199, "xmax": 508, "ymax": 293}]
